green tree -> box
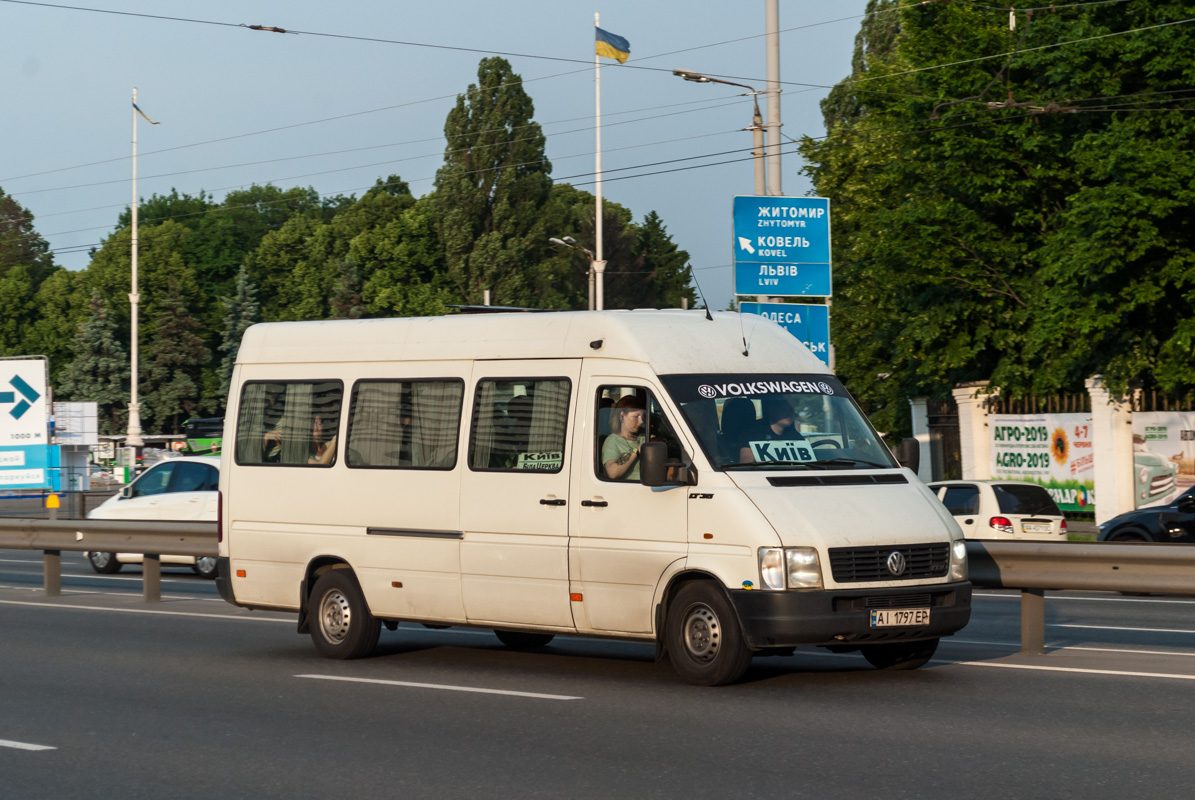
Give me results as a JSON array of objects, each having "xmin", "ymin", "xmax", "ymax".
[
  {"xmin": 0, "ymin": 264, "xmax": 37, "ymax": 356},
  {"xmin": 25, "ymin": 267, "xmax": 91, "ymax": 381},
  {"xmin": 57, "ymin": 292, "xmax": 129, "ymax": 435},
  {"xmin": 141, "ymin": 278, "xmax": 210, "ymax": 433},
  {"xmin": 434, "ymin": 58, "xmax": 554, "ymax": 306},
  {"xmin": 358, "ymin": 195, "xmax": 456, "ymax": 317},
  {"xmin": 215, "ymin": 264, "xmax": 262, "ymax": 410},
  {"xmin": 0, "ymin": 188, "xmax": 55, "ymax": 286},
  {"xmin": 800, "ymin": 0, "xmax": 1195, "ymax": 433}
]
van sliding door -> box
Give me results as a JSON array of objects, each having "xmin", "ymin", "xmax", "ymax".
[{"xmin": 459, "ymin": 360, "xmax": 581, "ymax": 629}]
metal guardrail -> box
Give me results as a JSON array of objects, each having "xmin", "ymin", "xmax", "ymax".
[
  {"xmin": 1, "ymin": 520, "xmax": 1192, "ymax": 652},
  {"xmin": 0, "ymin": 518, "xmax": 216, "ymax": 602},
  {"xmin": 967, "ymin": 540, "xmax": 1195, "ymax": 653}
]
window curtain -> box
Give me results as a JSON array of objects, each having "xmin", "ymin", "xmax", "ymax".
[
  {"xmin": 280, "ymin": 383, "xmax": 314, "ymax": 465},
  {"xmin": 348, "ymin": 382, "xmax": 404, "ymax": 466},
  {"xmin": 236, "ymin": 383, "xmax": 269, "ymax": 464},
  {"xmin": 470, "ymin": 382, "xmax": 501, "ymax": 469},
  {"xmin": 411, "ymin": 382, "xmax": 461, "ymax": 468},
  {"xmin": 528, "ymin": 380, "xmax": 569, "ymax": 453}
]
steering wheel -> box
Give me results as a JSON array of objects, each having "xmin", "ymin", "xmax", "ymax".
[{"xmin": 811, "ymin": 439, "xmax": 839, "ymax": 449}]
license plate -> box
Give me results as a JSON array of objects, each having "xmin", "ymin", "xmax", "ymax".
[
  {"xmin": 1023, "ymin": 523, "xmax": 1053, "ymax": 533},
  {"xmin": 870, "ymin": 608, "xmax": 930, "ymax": 627}
]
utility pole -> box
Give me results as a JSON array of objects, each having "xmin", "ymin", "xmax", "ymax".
[
  {"xmin": 765, "ymin": 0, "xmax": 783, "ymax": 196},
  {"xmin": 127, "ymin": 88, "xmax": 144, "ymax": 451}
]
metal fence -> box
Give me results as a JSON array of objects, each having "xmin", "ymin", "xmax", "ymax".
[{"xmin": 1, "ymin": 519, "xmax": 1192, "ymax": 653}]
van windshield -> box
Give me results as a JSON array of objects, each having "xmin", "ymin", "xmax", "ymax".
[{"xmin": 660, "ymin": 373, "xmax": 897, "ymax": 471}]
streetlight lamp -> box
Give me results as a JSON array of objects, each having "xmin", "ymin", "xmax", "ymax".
[
  {"xmin": 549, "ymin": 236, "xmax": 607, "ymax": 311},
  {"xmin": 672, "ymin": 69, "xmax": 766, "ymax": 196}
]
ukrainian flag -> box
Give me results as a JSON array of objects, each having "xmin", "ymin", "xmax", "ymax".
[{"xmin": 595, "ymin": 27, "xmax": 630, "ymax": 64}]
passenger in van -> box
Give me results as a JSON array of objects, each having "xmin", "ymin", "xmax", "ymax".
[
  {"xmin": 309, "ymin": 414, "xmax": 337, "ymax": 465},
  {"xmin": 603, "ymin": 396, "xmax": 646, "ymax": 480},
  {"xmin": 718, "ymin": 397, "xmax": 758, "ymax": 465}
]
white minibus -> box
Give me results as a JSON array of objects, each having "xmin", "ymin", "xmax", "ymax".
[{"xmin": 216, "ymin": 310, "xmax": 970, "ymax": 685}]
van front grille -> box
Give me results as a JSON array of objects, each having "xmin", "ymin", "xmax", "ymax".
[{"xmin": 828, "ymin": 543, "xmax": 950, "ymax": 583}]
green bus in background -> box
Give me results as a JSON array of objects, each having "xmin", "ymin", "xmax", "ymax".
[{"xmin": 182, "ymin": 417, "xmax": 223, "ymax": 456}]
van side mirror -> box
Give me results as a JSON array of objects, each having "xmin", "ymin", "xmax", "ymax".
[
  {"xmin": 640, "ymin": 442, "xmax": 698, "ymax": 487},
  {"xmin": 120, "ymin": 485, "xmax": 133, "ymax": 499},
  {"xmin": 896, "ymin": 437, "xmax": 920, "ymax": 474}
]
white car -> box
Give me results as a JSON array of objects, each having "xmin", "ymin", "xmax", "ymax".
[
  {"xmin": 85, "ymin": 456, "xmax": 220, "ymax": 578},
  {"xmin": 926, "ymin": 479, "xmax": 1068, "ymax": 541}
]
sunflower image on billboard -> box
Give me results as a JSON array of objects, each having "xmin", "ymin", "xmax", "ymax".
[{"xmin": 989, "ymin": 413, "xmax": 1095, "ymax": 513}]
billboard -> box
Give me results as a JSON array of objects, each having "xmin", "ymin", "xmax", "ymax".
[
  {"xmin": 990, "ymin": 413, "xmax": 1095, "ymax": 513},
  {"xmin": 1130, "ymin": 411, "xmax": 1194, "ymax": 509}
]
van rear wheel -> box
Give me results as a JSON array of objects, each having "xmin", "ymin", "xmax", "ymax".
[
  {"xmin": 665, "ymin": 582, "xmax": 753, "ymax": 686},
  {"xmin": 309, "ymin": 570, "xmax": 381, "ymax": 659},
  {"xmin": 494, "ymin": 630, "xmax": 555, "ymax": 649},
  {"xmin": 861, "ymin": 638, "xmax": 939, "ymax": 670}
]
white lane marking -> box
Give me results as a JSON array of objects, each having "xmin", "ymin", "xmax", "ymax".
[
  {"xmin": 0, "ymin": 599, "xmax": 290, "ymax": 622},
  {"xmin": 0, "ymin": 739, "xmax": 56, "ymax": 751},
  {"xmin": 948, "ymin": 661, "xmax": 1195, "ymax": 681},
  {"xmin": 951, "ymin": 639, "xmax": 1195, "ymax": 658},
  {"xmin": 1054, "ymin": 623, "xmax": 1195, "ymax": 635},
  {"xmin": 974, "ymin": 592, "xmax": 1195, "ymax": 605},
  {"xmin": 296, "ymin": 673, "xmax": 582, "ymax": 700}
]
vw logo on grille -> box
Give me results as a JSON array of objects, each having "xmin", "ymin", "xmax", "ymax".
[{"xmin": 886, "ymin": 551, "xmax": 907, "ymax": 576}]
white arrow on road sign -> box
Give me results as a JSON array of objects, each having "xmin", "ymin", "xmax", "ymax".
[{"xmin": 737, "ymin": 237, "xmax": 755, "ymax": 255}]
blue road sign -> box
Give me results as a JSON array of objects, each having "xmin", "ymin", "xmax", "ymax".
[
  {"xmin": 740, "ymin": 302, "xmax": 830, "ymax": 365},
  {"xmin": 732, "ymin": 196, "xmax": 831, "ymax": 297},
  {"xmin": 5, "ymin": 374, "xmax": 40, "ymax": 419}
]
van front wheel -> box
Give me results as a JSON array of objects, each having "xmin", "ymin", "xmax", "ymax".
[
  {"xmin": 861, "ymin": 638, "xmax": 939, "ymax": 670},
  {"xmin": 309, "ymin": 570, "xmax": 381, "ymax": 660},
  {"xmin": 665, "ymin": 582, "xmax": 753, "ymax": 686}
]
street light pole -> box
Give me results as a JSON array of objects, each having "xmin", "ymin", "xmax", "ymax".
[
  {"xmin": 127, "ymin": 88, "xmax": 144, "ymax": 450},
  {"xmin": 672, "ymin": 69, "xmax": 766, "ymax": 196},
  {"xmin": 765, "ymin": 0, "xmax": 783, "ymax": 196}
]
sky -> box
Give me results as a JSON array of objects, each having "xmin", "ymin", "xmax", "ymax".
[{"xmin": 2, "ymin": 0, "xmax": 869, "ymax": 311}]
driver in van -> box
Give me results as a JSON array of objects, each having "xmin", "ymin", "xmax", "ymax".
[
  {"xmin": 739, "ymin": 396, "xmax": 801, "ymax": 463},
  {"xmin": 603, "ymin": 395, "xmax": 646, "ymax": 480}
]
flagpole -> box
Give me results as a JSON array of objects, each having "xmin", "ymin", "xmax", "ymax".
[
  {"xmin": 593, "ymin": 12, "xmax": 606, "ymax": 310},
  {"xmin": 127, "ymin": 88, "xmax": 144, "ymax": 451}
]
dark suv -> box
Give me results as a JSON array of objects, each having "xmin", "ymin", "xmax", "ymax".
[{"xmin": 1097, "ymin": 487, "xmax": 1195, "ymax": 543}]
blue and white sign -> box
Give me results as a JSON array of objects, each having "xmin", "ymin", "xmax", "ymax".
[
  {"xmin": 740, "ymin": 302, "xmax": 830, "ymax": 365},
  {"xmin": 732, "ymin": 196, "xmax": 831, "ymax": 297},
  {"xmin": 1, "ymin": 359, "xmax": 49, "ymax": 445},
  {"xmin": 0, "ymin": 444, "xmax": 60, "ymax": 490}
]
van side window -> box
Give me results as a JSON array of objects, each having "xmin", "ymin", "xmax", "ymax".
[
  {"xmin": 235, "ymin": 380, "xmax": 344, "ymax": 467},
  {"xmin": 346, "ymin": 380, "xmax": 464, "ymax": 469},
  {"xmin": 596, "ymin": 386, "xmax": 683, "ymax": 482},
  {"xmin": 468, "ymin": 379, "xmax": 570, "ymax": 472}
]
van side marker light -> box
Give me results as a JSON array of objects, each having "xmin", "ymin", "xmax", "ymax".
[
  {"xmin": 236, "ymin": 570, "xmax": 246, "ymax": 578},
  {"xmin": 392, "ymin": 582, "xmax": 403, "ymax": 588},
  {"xmin": 703, "ymin": 533, "xmax": 714, "ymax": 540},
  {"xmin": 570, "ymin": 593, "xmax": 583, "ymax": 602}
]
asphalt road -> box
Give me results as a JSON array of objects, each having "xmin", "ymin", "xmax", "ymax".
[{"xmin": 2, "ymin": 552, "xmax": 1194, "ymax": 799}]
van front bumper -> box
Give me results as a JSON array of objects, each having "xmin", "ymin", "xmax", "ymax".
[{"xmin": 729, "ymin": 581, "xmax": 971, "ymax": 649}]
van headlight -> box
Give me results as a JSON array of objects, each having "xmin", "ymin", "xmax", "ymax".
[
  {"xmin": 949, "ymin": 538, "xmax": 968, "ymax": 581},
  {"xmin": 758, "ymin": 547, "xmax": 823, "ymax": 590}
]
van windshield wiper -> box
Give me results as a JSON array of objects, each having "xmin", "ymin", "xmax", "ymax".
[
  {"xmin": 803, "ymin": 457, "xmax": 892, "ymax": 469},
  {"xmin": 723, "ymin": 460, "xmax": 817, "ymax": 470}
]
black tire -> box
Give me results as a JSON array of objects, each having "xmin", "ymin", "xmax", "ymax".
[
  {"xmin": 861, "ymin": 638, "xmax": 939, "ymax": 670},
  {"xmin": 308, "ymin": 569, "xmax": 381, "ymax": 659},
  {"xmin": 494, "ymin": 630, "xmax": 555, "ymax": 649},
  {"xmin": 87, "ymin": 551, "xmax": 122, "ymax": 574},
  {"xmin": 665, "ymin": 582, "xmax": 753, "ymax": 686},
  {"xmin": 192, "ymin": 556, "xmax": 218, "ymax": 579}
]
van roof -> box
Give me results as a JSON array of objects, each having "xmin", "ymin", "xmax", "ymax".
[{"xmin": 237, "ymin": 310, "xmax": 829, "ymax": 375}]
